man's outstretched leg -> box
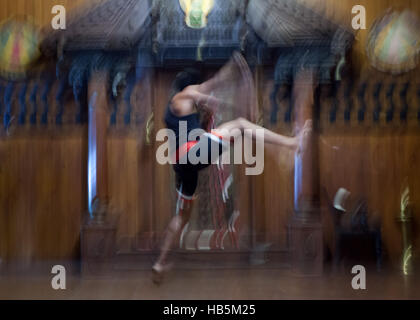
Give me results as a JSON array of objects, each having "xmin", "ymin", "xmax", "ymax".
[{"xmin": 213, "ymin": 117, "xmax": 312, "ymax": 152}]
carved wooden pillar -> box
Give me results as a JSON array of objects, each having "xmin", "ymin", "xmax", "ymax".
[
  {"xmin": 290, "ymin": 70, "xmax": 323, "ymax": 275},
  {"xmin": 87, "ymin": 72, "xmax": 111, "ymax": 220},
  {"xmin": 81, "ymin": 72, "xmax": 116, "ymax": 276}
]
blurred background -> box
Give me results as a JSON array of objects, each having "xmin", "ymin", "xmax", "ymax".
[{"xmin": 0, "ymin": 0, "xmax": 419, "ymax": 299}]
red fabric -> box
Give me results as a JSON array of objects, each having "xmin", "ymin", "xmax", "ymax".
[{"xmin": 172, "ymin": 141, "xmax": 198, "ymax": 163}]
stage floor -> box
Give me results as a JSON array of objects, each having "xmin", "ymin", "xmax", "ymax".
[{"xmin": 1, "ymin": 267, "xmax": 419, "ymax": 299}]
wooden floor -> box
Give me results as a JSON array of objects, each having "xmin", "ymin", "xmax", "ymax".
[{"xmin": 1, "ymin": 265, "xmax": 419, "ymax": 300}]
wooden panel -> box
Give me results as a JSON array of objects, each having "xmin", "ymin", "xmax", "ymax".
[
  {"xmin": 1, "ymin": 81, "xmax": 419, "ymax": 264},
  {"xmin": 106, "ymin": 72, "xmax": 154, "ymax": 252},
  {"xmin": 107, "ymin": 134, "xmax": 154, "ymax": 252},
  {"xmin": 0, "ymin": 130, "xmax": 87, "ymax": 262},
  {"xmin": 318, "ymin": 131, "xmax": 420, "ymax": 264},
  {"xmin": 258, "ymin": 67, "xmax": 420, "ymax": 264}
]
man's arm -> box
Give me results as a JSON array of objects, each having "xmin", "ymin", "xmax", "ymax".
[
  {"xmin": 196, "ymin": 54, "xmax": 239, "ymax": 95},
  {"xmin": 174, "ymin": 88, "xmax": 221, "ymax": 111}
]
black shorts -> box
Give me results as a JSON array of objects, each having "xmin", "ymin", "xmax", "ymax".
[{"xmin": 174, "ymin": 132, "xmax": 227, "ymax": 198}]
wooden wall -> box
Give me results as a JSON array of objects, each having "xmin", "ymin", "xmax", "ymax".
[
  {"xmin": 107, "ymin": 75, "xmax": 155, "ymax": 253},
  {"xmin": 0, "ymin": 130, "xmax": 87, "ymax": 262},
  {"xmin": 1, "ymin": 0, "xmax": 420, "ymax": 267},
  {"xmin": 318, "ymin": 131, "xmax": 420, "ymax": 263},
  {"xmin": 258, "ymin": 68, "xmax": 420, "ymax": 265}
]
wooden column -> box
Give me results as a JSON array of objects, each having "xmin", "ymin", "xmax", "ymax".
[
  {"xmin": 81, "ymin": 72, "xmax": 116, "ymax": 276},
  {"xmin": 290, "ymin": 70, "xmax": 323, "ymax": 275},
  {"xmin": 87, "ymin": 72, "xmax": 109, "ymax": 219}
]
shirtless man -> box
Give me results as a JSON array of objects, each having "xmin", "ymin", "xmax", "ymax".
[{"xmin": 152, "ymin": 53, "xmax": 312, "ymax": 284}]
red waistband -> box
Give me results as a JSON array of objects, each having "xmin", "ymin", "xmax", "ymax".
[
  {"xmin": 172, "ymin": 131, "xmax": 225, "ymax": 164},
  {"xmin": 173, "ymin": 141, "xmax": 198, "ymax": 163}
]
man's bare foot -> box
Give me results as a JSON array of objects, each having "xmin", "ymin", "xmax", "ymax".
[
  {"xmin": 152, "ymin": 262, "xmax": 173, "ymax": 285},
  {"xmin": 296, "ymin": 119, "xmax": 312, "ymax": 155}
]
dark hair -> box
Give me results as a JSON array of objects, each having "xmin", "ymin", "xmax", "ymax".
[{"xmin": 172, "ymin": 68, "xmax": 203, "ymax": 93}]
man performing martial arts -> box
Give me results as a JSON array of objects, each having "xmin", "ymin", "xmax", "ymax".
[{"xmin": 152, "ymin": 52, "xmax": 312, "ymax": 284}]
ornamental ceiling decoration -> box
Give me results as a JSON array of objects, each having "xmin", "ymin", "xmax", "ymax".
[
  {"xmin": 246, "ymin": 0, "xmax": 347, "ymax": 47},
  {"xmin": 41, "ymin": 0, "xmax": 151, "ymax": 53},
  {"xmin": 179, "ymin": 0, "xmax": 215, "ymax": 29},
  {"xmin": 40, "ymin": 0, "xmax": 353, "ymax": 61}
]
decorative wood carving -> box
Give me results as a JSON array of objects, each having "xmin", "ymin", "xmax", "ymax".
[
  {"xmin": 87, "ymin": 72, "xmax": 110, "ymax": 219},
  {"xmin": 246, "ymin": 0, "xmax": 353, "ymax": 48},
  {"xmin": 153, "ymin": 0, "xmax": 246, "ymax": 64},
  {"xmin": 81, "ymin": 222, "xmax": 117, "ymax": 276},
  {"xmin": 29, "ymin": 83, "xmax": 38, "ymax": 125},
  {"xmin": 3, "ymin": 82, "xmax": 14, "ymax": 129},
  {"xmin": 18, "ymin": 83, "xmax": 27, "ymax": 125},
  {"xmin": 41, "ymin": 0, "xmax": 152, "ymax": 53},
  {"xmin": 290, "ymin": 70, "xmax": 323, "ymax": 275},
  {"xmin": 357, "ymin": 82, "xmax": 367, "ymax": 123},
  {"xmin": 40, "ymin": 0, "xmax": 354, "ymax": 72}
]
